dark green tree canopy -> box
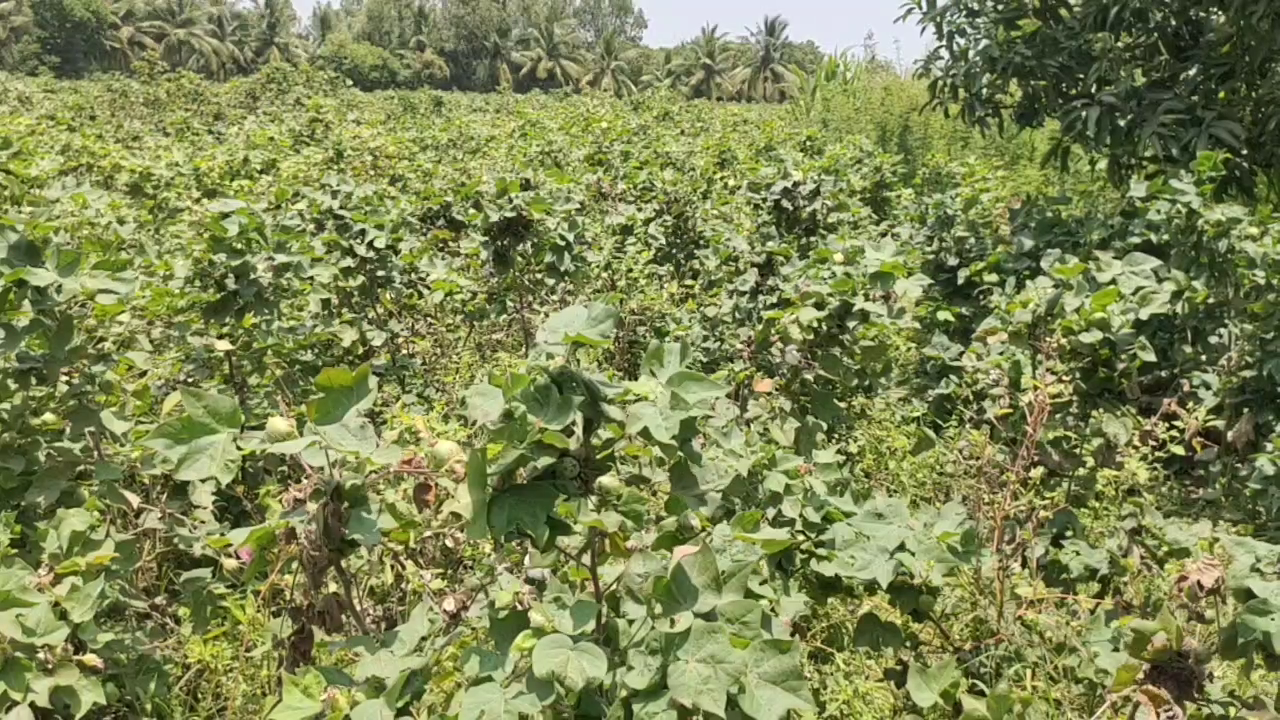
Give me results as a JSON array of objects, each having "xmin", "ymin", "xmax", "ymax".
[{"xmin": 906, "ymin": 0, "xmax": 1280, "ymax": 193}]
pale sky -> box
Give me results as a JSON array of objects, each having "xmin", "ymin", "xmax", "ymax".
[
  {"xmin": 639, "ymin": 0, "xmax": 929, "ymax": 59},
  {"xmin": 292, "ymin": 0, "xmax": 932, "ymax": 59}
]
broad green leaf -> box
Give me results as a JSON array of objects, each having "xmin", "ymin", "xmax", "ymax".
[
  {"xmin": 269, "ymin": 673, "xmax": 324, "ymax": 720},
  {"xmin": 631, "ymin": 689, "xmax": 678, "ymax": 720},
  {"xmin": 307, "ymin": 364, "xmax": 377, "ymax": 425},
  {"xmin": 736, "ymin": 639, "xmax": 815, "ymax": 720},
  {"xmin": 315, "ymin": 416, "xmax": 378, "ymax": 456},
  {"xmin": 350, "ymin": 698, "xmax": 395, "ymax": 720},
  {"xmin": 667, "ymin": 621, "xmax": 745, "ymax": 717},
  {"xmin": 464, "ymin": 449, "xmax": 490, "ymax": 540},
  {"xmin": 734, "ymin": 527, "xmax": 795, "ymax": 554},
  {"xmin": 19, "ymin": 603, "xmax": 70, "ymax": 646},
  {"xmin": 522, "ymin": 378, "xmax": 577, "ymax": 429},
  {"xmin": 142, "ymin": 389, "xmax": 243, "ymax": 485},
  {"xmin": 2, "ymin": 705, "xmax": 34, "ymax": 720},
  {"xmin": 537, "ymin": 303, "xmax": 619, "ymax": 348},
  {"xmin": 905, "ymin": 656, "xmax": 961, "ymax": 709},
  {"xmin": 626, "ymin": 402, "xmax": 677, "ymax": 445},
  {"xmin": 488, "ymin": 483, "xmax": 559, "ymax": 545},
  {"xmin": 458, "ymin": 681, "xmax": 540, "ymax": 720},
  {"xmin": 716, "ymin": 599, "xmax": 764, "ymax": 641},
  {"xmin": 531, "ymin": 633, "xmax": 608, "ymax": 692},
  {"xmin": 0, "ymin": 657, "xmax": 32, "ymax": 700},
  {"xmin": 668, "ymin": 544, "xmax": 723, "ymax": 614},
  {"xmin": 642, "ymin": 341, "xmax": 693, "ymax": 383},
  {"xmin": 50, "ymin": 674, "xmax": 105, "ymax": 719},
  {"xmin": 666, "ymin": 371, "xmax": 727, "ymax": 407},
  {"xmin": 623, "ymin": 629, "xmax": 666, "ymax": 691},
  {"xmin": 851, "ymin": 612, "xmax": 903, "ymax": 651},
  {"xmin": 180, "ymin": 387, "xmax": 243, "ymax": 431},
  {"xmin": 59, "ymin": 575, "xmax": 104, "ymax": 624},
  {"xmin": 464, "ymin": 383, "xmax": 505, "ymax": 426}
]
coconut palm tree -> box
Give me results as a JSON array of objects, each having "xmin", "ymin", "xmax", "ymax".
[
  {"xmin": 249, "ymin": 0, "xmax": 303, "ymax": 66},
  {"xmin": 684, "ymin": 24, "xmax": 733, "ymax": 101},
  {"xmin": 482, "ymin": 29, "xmax": 518, "ymax": 91},
  {"xmin": 516, "ymin": 20, "xmax": 586, "ymax": 90},
  {"xmin": 581, "ymin": 31, "xmax": 635, "ymax": 98},
  {"xmin": 734, "ymin": 14, "xmax": 795, "ymax": 102},
  {"xmin": 0, "ymin": 0, "xmax": 34, "ymax": 69},
  {"xmin": 103, "ymin": 1, "xmax": 158, "ymax": 71},
  {"xmin": 308, "ymin": 2, "xmax": 340, "ymax": 47},
  {"xmin": 405, "ymin": 0, "xmax": 431, "ymax": 52},
  {"xmin": 639, "ymin": 48, "xmax": 681, "ymax": 91},
  {"xmin": 207, "ymin": 0, "xmax": 248, "ymax": 76},
  {"xmin": 141, "ymin": 0, "xmax": 232, "ymax": 74}
]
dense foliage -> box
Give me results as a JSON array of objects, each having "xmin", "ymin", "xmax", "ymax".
[
  {"xmin": 1, "ymin": 54, "xmax": 1279, "ymax": 720},
  {"xmin": 906, "ymin": 0, "xmax": 1280, "ymax": 195},
  {"xmin": 0, "ymin": 0, "xmax": 843, "ymax": 99}
]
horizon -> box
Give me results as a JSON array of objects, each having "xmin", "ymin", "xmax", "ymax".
[{"xmin": 290, "ymin": 0, "xmax": 933, "ymax": 59}]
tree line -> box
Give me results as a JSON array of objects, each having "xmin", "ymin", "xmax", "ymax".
[{"xmin": 0, "ymin": 0, "xmax": 855, "ymax": 100}]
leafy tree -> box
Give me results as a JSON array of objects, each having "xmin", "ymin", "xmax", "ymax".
[
  {"xmin": 481, "ymin": 28, "xmax": 518, "ymax": 91},
  {"xmin": 638, "ymin": 47, "xmax": 680, "ymax": 91},
  {"xmin": 248, "ymin": 0, "xmax": 303, "ymax": 67},
  {"xmin": 0, "ymin": 0, "xmax": 34, "ymax": 69},
  {"xmin": 403, "ymin": 48, "xmax": 448, "ymax": 87},
  {"xmin": 904, "ymin": 0, "xmax": 1280, "ymax": 193},
  {"xmin": 308, "ymin": 1, "xmax": 342, "ymax": 46},
  {"xmin": 140, "ymin": 0, "xmax": 232, "ymax": 74},
  {"xmin": 683, "ymin": 23, "xmax": 733, "ymax": 101},
  {"xmin": 29, "ymin": 0, "xmax": 113, "ymax": 75},
  {"xmin": 516, "ymin": 19, "xmax": 586, "ymax": 90},
  {"xmin": 580, "ymin": 30, "xmax": 633, "ymax": 97},
  {"xmin": 734, "ymin": 13, "xmax": 795, "ymax": 103},
  {"xmin": 403, "ymin": 0, "xmax": 433, "ymax": 52},
  {"xmin": 436, "ymin": 0, "xmax": 509, "ymax": 90},
  {"xmin": 207, "ymin": 0, "xmax": 247, "ymax": 76},
  {"xmin": 102, "ymin": 0, "xmax": 157, "ymax": 70},
  {"xmin": 571, "ymin": 0, "xmax": 645, "ymax": 46},
  {"xmin": 314, "ymin": 32, "xmax": 403, "ymax": 89}
]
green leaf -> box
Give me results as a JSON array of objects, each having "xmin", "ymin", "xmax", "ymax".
[
  {"xmin": 4, "ymin": 267, "xmax": 59, "ymax": 287},
  {"xmin": 626, "ymin": 402, "xmax": 677, "ymax": 445},
  {"xmin": 666, "ymin": 621, "xmax": 745, "ymax": 717},
  {"xmin": 537, "ymin": 303, "xmax": 619, "ymax": 348},
  {"xmin": 458, "ymin": 681, "xmax": 541, "ymax": 720},
  {"xmin": 142, "ymin": 389, "xmax": 243, "ymax": 485},
  {"xmin": 851, "ymin": 612, "xmax": 904, "ymax": 651},
  {"xmin": 623, "ymin": 629, "xmax": 667, "ymax": 691},
  {"xmin": 465, "ymin": 449, "xmax": 490, "ymax": 540},
  {"xmin": 905, "ymin": 656, "xmax": 961, "ymax": 709},
  {"xmin": 631, "ymin": 689, "xmax": 678, "ymax": 720},
  {"xmin": 268, "ymin": 673, "xmax": 324, "ymax": 720},
  {"xmin": 531, "ymin": 633, "xmax": 608, "ymax": 692},
  {"xmin": 315, "ymin": 416, "xmax": 378, "ymax": 456},
  {"xmin": 307, "ymin": 365, "xmax": 377, "ymax": 426},
  {"xmin": 464, "ymin": 383, "xmax": 506, "ymax": 426},
  {"xmin": 666, "ymin": 370, "xmax": 727, "ymax": 407},
  {"xmin": 0, "ymin": 657, "xmax": 32, "ymax": 700},
  {"xmin": 523, "ymin": 378, "xmax": 578, "ymax": 429},
  {"xmin": 488, "ymin": 483, "xmax": 559, "ymax": 545},
  {"xmin": 736, "ymin": 639, "xmax": 815, "ymax": 720},
  {"xmin": 59, "ymin": 575, "xmax": 104, "ymax": 624},
  {"xmin": 733, "ymin": 527, "xmax": 795, "ymax": 554},
  {"xmin": 668, "ymin": 544, "xmax": 723, "ymax": 615},
  {"xmin": 19, "ymin": 603, "xmax": 70, "ymax": 646},
  {"xmin": 2, "ymin": 705, "xmax": 34, "ymax": 720},
  {"xmin": 180, "ymin": 387, "xmax": 244, "ymax": 431},
  {"xmin": 349, "ymin": 698, "xmax": 395, "ymax": 720}
]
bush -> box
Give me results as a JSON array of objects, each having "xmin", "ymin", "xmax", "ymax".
[{"xmin": 312, "ymin": 34, "xmax": 405, "ymax": 91}]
